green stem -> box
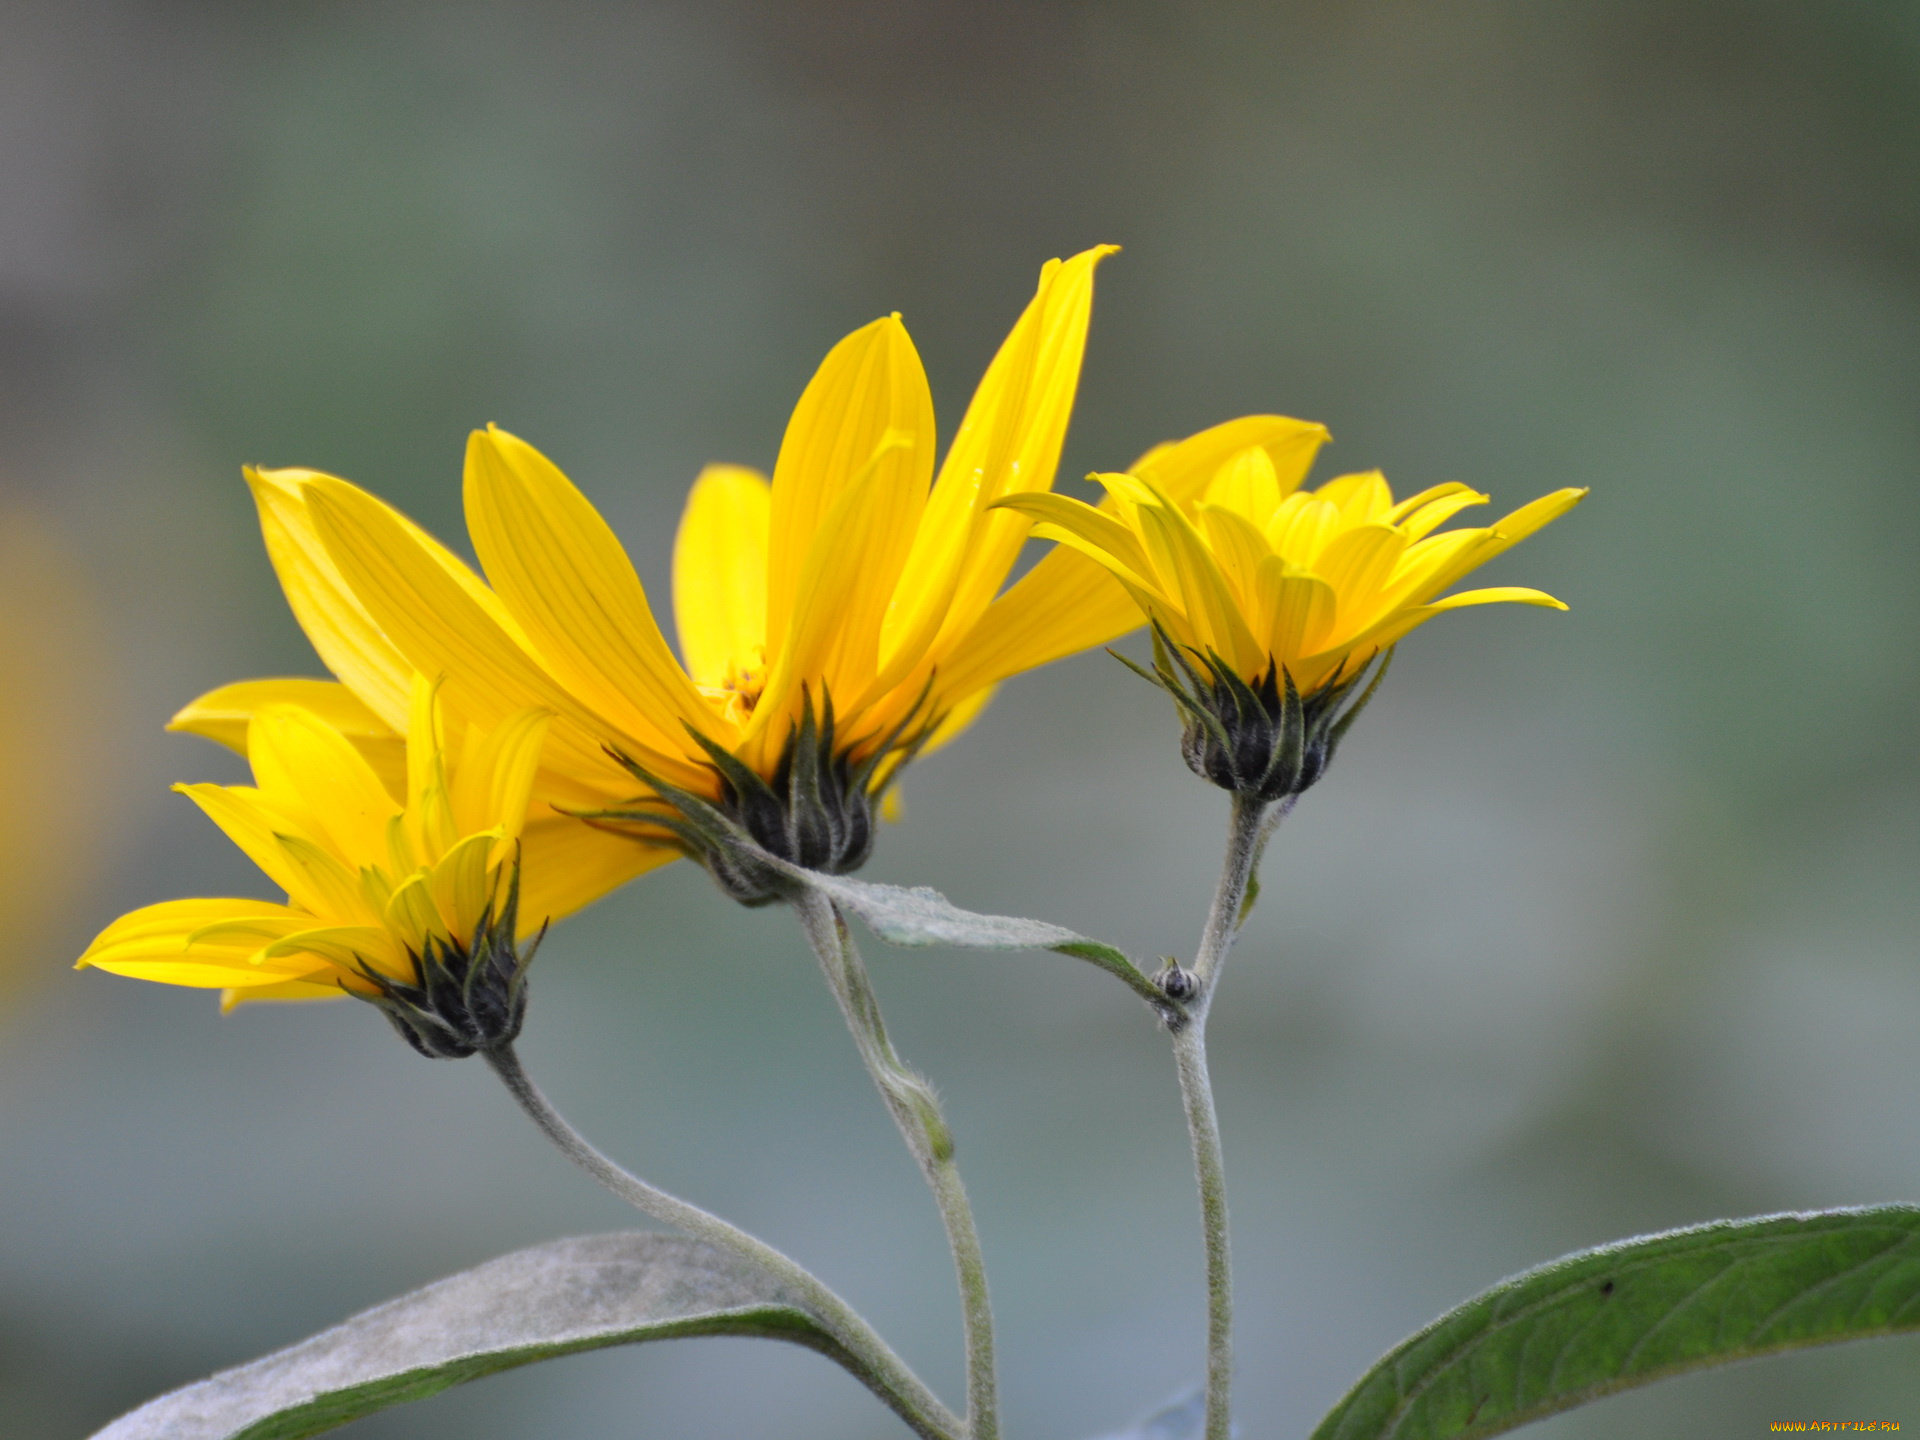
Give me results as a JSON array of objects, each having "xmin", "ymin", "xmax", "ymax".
[
  {"xmin": 484, "ymin": 1042, "xmax": 963, "ymax": 1440},
  {"xmin": 1175, "ymin": 791, "xmax": 1272, "ymax": 1440},
  {"xmin": 792, "ymin": 888, "xmax": 1000, "ymax": 1440}
]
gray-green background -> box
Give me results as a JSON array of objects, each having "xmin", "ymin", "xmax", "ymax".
[{"xmin": 4, "ymin": 2, "xmax": 1918, "ymax": 1435}]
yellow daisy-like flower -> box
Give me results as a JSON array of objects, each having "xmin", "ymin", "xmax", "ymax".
[
  {"xmin": 995, "ymin": 421, "xmax": 1587, "ymax": 799},
  {"xmin": 79, "ymin": 678, "xmax": 553, "ymax": 1052},
  {"xmin": 180, "ymin": 246, "xmax": 1125, "ymax": 900}
]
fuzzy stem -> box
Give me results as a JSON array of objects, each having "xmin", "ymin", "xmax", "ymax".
[
  {"xmin": 1176, "ymin": 791, "xmax": 1272, "ymax": 1440},
  {"xmin": 792, "ymin": 888, "xmax": 1000, "ymax": 1440},
  {"xmin": 484, "ymin": 1043, "xmax": 962, "ymax": 1440}
]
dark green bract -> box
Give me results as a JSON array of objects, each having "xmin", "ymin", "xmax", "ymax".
[{"xmin": 1313, "ymin": 1205, "xmax": 1920, "ymax": 1440}]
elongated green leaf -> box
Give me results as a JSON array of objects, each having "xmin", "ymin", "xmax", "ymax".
[
  {"xmin": 799, "ymin": 869, "xmax": 1171, "ymax": 1009},
  {"xmin": 1313, "ymin": 1205, "xmax": 1920, "ymax": 1440},
  {"xmin": 93, "ymin": 1232, "xmax": 918, "ymax": 1440}
]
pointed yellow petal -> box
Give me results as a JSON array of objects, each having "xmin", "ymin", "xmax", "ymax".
[
  {"xmin": 766, "ymin": 315, "xmax": 935, "ymax": 667},
  {"xmin": 672, "ymin": 465, "xmax": 771, "ymax": 689},
  {"xmin": 247, "ymin": 705, "xmax": 400, "ymax": 866},
  {"xmin": 516, "ymin": 814, "xmax": 678, "ymax": 929},
  {"xmin": 77, "ymin": 897, "xmax": 326, "ymax": 988},
  {"xmin": 384, "ymin": 871, "xmax": 446, "ymax": 953},
  {"xmin": 1131, "ymin": 486, "xmax": 1263, "ymax": 675},
  {"xmin": 1398, "ymin": 489, "xmax": 1491, "ymax": 542},
  {"xmin": 465, "ymin": 427, "xmax": 722, "ymax": 751},
  {"xmin": 901, "ymin": 246, "xmax": 1114, "ymax": 670}
]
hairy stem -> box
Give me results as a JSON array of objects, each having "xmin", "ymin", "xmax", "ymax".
[
  {"xmin": 792, "ymin": 887, "xmax": 1000, "ymax": 1440},
  {"xmin": 484, "ymin": 1043, "xmax": 962, "ymax": 1440},
  {"xmin": 1177, "ymin": 791, "xmax": 1272, "ymax": 1440}
]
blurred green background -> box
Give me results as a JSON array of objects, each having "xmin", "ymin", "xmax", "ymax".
[{"xmin": 4, "ymin": 2, "xmax": 1919, "ymax": 1435}]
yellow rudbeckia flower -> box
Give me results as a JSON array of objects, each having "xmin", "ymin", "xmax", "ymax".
[
  {"xmin": 179, "ymin": 246, "xmax": 1125, "ymax": 901},
  {"xmin": 79, "ymin": 678, "xmax": 554, "ymax": 1054},
  {"xmin": 996, "ymin": 423, "xmax": 1587, "ymax": 800}
]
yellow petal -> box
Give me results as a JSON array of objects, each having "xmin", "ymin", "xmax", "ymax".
[
  {"xmin": 904, "ymin": 246, "xmax": 1114, "ymax": 671},
  {"xmin": 1202, "ymin": 446, "xmax": 1285, "ymax": 525},
  {"xmin": 260, "ymin": 924, "xmax": 407, "ymax": 978},
  {"xmin": 384, "ymin": 871, "xmax": 446, "ymax": 954},
  {"xmin": 1254, "ymin": 560, "xmax": 1337, "ymax": 664},
  {"xmin": 247, "ymin": 704, "xmax": 400, "ymax": 866},
  {"xmin": 464, "ymin": 426, "xmax": 722, "ymax": 752},
  {"xmin": 273, "ymin": 832, "xmax": 381, "ymax": 927},
  {"xmin": 176, "ymin": 783, "xmax": 332, "ymax": 912},
  {"xmin": 1195, "ymin": 504, "xmax": 1274, "ymax": 611},
  {"xmin": 305, "ymin": 475, "xmax": 702, "ymax": 793},
  {"xmin": 428, "ymin": 830, "xmax": 503, "ymax": 942},
  {"xmin": 452, "ymin": 708, "xmax": 551, "ymax": 843},
  {"xmin": 929, "ymin": 545, "xmax": 1138, "ymax": 701},
  {"xmin": 1133, "ymin": 415, "xmax": 1330, "ymax": 506},
  {"xmin": 991, "ymin": 491, "xmax": 1158, "ymax": 591},
  {"xmin": 1314, "ymin": 470, "xmax": 1393, "ymax": 523},
  {"xmin": 672, "ymin": 465, "xmax": 771, "ymax": 689},
  {"xmin": 247, "ymin": 468, "xmax": 417, "ymax": 732},
  {"xmin": 169, "ymin": 677, "xmax": 396, "ymax": 753},
  {"xmin": 77, "ymin": 897, "xmax": 325, "ymax": 988},
  {"xmin": 766, "ymin": 315, "xmax": 935, "ymax": 667},
  {"xmin": 516, "ymin": 814, "xmax": 678, "ymax": 930},
  {"xmin": 1130, "ymin": 486, "xmax": 1263, "ymax": 675},
  {"xmin": 1315, "ymin": 524, "xmax": 1410, "ymax": 630}
]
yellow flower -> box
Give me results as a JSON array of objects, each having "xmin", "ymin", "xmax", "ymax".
[
  {"xmin": 78, "ymin": 678, "xmax": 551, "ymax": 1046},
  {"xmin": 995, "ymin": 421, "xmax": 1587, "ymax": 797},
  {"xmin": 187, "ymin": 246, "xmax": 1125, "ymax": 895}
]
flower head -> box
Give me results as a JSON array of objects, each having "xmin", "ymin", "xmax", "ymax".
[
  {"xmin": 78, "ymin": 678, "xmax": 553, "ymax": 1055},
  {"xmin": 995, "ymin": 420, "xmax": 1587, "ymax": 799},
  {"xmin": 211, "ymin": 246, "xmax": 1125, "ymax": 899}
]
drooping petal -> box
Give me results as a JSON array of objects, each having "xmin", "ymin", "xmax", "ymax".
[
  {"xmin": 765, "ymin": 315, "xmax": 935, "ymax": 667},
  {"xmin": 672, "ymin": 464, "xmax": 771, "ymax": 689},
  {"xmin": 464, "ymin": 427, "xmax": 723, "ymax": 752}
]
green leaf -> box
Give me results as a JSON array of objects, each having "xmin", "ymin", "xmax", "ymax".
[
  {"xmin": 93, "ymin": 1232, "xmax": 925, "ymax": 1440},
  {"xmin": 1312, "ymin": 1204, "xmax": 1920, "ymax": 1440},
  {"xmin": 799, "ymin": 869, "xmax": 1172, "ymax": 1011}
]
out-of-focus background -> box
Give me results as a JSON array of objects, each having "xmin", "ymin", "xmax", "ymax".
[{"xmin": 4, "ymin": 2, "xmax": 1919, "ymax": 1435}]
